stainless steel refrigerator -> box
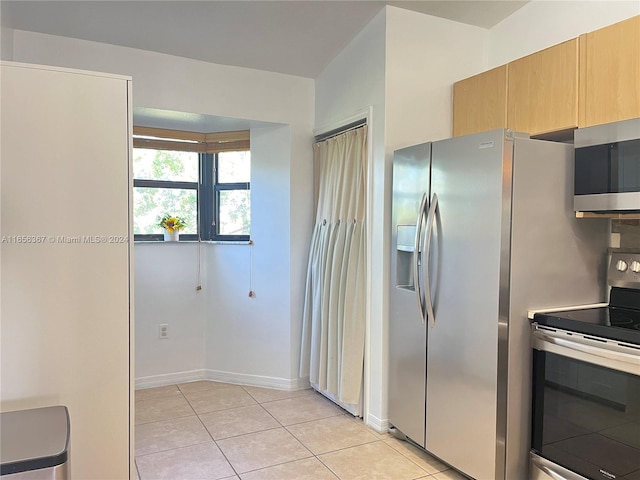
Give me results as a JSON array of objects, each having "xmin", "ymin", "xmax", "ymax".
[{"xmin": 389, "ymin": 129, "xmax": 609, "ymax": 480}]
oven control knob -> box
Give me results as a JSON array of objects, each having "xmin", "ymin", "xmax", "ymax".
[
  {"xmin": 631, "ymin": 261, "xmax": 640, "ymax": 273},
  {"xmin": 616, "ymin": 260, "xmax": 628, "ymax": 272}
]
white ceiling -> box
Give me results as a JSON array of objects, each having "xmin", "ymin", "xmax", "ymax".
[
  {"xmin": 133, "ymin": 107, "xmax": 279, "ymax": 132},
  {"xmin": 2, "ymin": 1, "xmax": 529, "ymax": 79},
  {"xmin": 2, "ymin": 0, "xmax": 529, "ymax": 132}
]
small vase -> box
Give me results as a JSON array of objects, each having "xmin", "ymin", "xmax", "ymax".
[{"xmin": 163, "ymin": 231, "xmax": 180, "ymax": 242}]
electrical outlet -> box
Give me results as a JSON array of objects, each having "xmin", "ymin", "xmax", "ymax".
[{"xmin": 158, "ymin": 324, "xmax": 169, "ymax": 339}]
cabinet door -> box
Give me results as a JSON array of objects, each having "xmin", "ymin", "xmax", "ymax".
[
  {"xmin": 507, "ymin": 39, "xmax": 579, "ymax": 136},
  {"xmin": 580, "ymin": 15, "xmax": 640, "ymax": 127},
  {"xmin": 453, "ymin": 65, "xmax": 507, "ymax": 137}
]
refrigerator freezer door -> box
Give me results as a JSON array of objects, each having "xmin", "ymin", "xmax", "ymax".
[
  {"xmin": 389, "ymin": 142, "xmax": 430, "ymax": 448},
  {"xmin": 426, "ymin": 130, "xmax": 512, "ymax": 480}
]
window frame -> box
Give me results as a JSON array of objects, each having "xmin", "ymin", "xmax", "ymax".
[
  {"xmin": 133, "ymin": 176, "xmax": 200, "ymax": 242},
  {"xmin": 131, "ymin": 127, "xmax": 250, "ymax": 242},
  {"xmin": 211, "ymin": 152, "xmax": 251, "ymax": 242}
]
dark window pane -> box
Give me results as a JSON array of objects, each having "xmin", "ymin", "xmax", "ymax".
[
  {"xmin": 133, "ymin": 187, "xmax": 197, "ymax": 234},
  {"xmin": 218, "ymin": 151, "xmax": 250, "ymax": 183},
  {"xmin": 133, "ymin": 148, "xmax": 198, "ymax": 182},
  {"xmin": 218, "ymin": 190, "xmax": 250, "ymax": 235}
]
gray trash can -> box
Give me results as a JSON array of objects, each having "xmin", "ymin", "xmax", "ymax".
[{"xmin": 1, "ymin": 406, "xmax": 70, "ymax": 479}]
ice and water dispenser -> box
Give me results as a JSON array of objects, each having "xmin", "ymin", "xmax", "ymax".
[
  {"xmin": 396, "ymin": 224, "xmax": 417, "ymax": 290},
  {"xmin": 392, "ymin": 142, "xmax": 431, "ymax": 294}
]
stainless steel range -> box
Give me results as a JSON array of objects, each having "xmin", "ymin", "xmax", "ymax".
[{"xmin": 530, "ymin": 250, "xmax": 640, "ymax": 480}]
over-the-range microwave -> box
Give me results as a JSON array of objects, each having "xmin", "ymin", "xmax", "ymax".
[{"xmin": 574, "ymin": 117, "xmax": 640, "ymax": 213}]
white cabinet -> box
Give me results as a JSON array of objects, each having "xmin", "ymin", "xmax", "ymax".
[{"xmin": 0, "ymin": 62, "xmax": 133, "ymax": 480}]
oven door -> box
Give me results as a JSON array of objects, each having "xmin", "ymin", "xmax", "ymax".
[{"xmin": 531, "ymin": 325, "xmax": 640, "ymax": 480}]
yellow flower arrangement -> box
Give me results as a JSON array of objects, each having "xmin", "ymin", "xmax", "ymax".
[{"xmin": 158, "ymin": 214, "xmax": 187, "ymax": 234}]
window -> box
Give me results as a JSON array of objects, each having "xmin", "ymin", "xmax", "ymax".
[
  {"xmin": 132, "ymin": 127, "xmax": 250, "ymax": 241},
  {"xmin": 133, "ymin": 149, "xmax": 199, "ymax": 240},
  {"xmin": 215, "ymin": 151, "xmax": 251, "ymax": 238}
]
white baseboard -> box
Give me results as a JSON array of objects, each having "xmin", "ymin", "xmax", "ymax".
[
  {"xmin": 205, "ymin": 369, "xmax": 311, "ymax": 391},
  {"xmin": 365, "ymin": 412, "xmax": 389, "ymax": 433},
  {"xmin": 135, "ymin": 369, "xmax": 310, "ymax": 392},
  {"xmin": 135, "ymin": 370, "xmax": 206, "ymax": 389}
]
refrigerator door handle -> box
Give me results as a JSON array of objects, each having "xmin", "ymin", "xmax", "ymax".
[
  {"xmin": 423, "ymin": 192, "xmax": 439, "ymax": 328},
  {"xmin": 413, "ymin": 192, "xmax": 429, "ymax": 324}
]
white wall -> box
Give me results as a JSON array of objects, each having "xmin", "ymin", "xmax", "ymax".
[
  {"xmin": 134, "ymin": 243, "xmax": 206, "ymax": 383},
  {"xmin": 385, "ymin": 7, "xmax": 487, "ymax": 149},
  {"xmin": 315, "ymin": 7, "xmax": 387, "ymax": 428},
  {"xmin": 314, "ymin": 6, "xmax": 487, "ymax": 429},
  {"xmin": 0, "ymin": 5, "xmax": 14, "ymax": 60},
  {"xmin": 376, "ymin": 1, "xmax": 637, "ymax": 431},
  {"xmin": 205, "ymin": 125, "xmax": 301, "ymax": 387},
  {"xmin": 488, "ymin": 0, "xmax": 640, "ymax": 68},
  {"xmin": 11, "ymin": 30, "xmax": 314, "ymax": 127},
  {"xmin": 9, "ymin": 0, "xmax": 638, "ymax": 436},
  {"xmin": 11, "ymin": 30, "xmax": 315, "ymax": 388},
  {"xmin": 382, "ymin": 6, "xmax": 488, "ymax": 427},
  {"xmin": 1, "ymin": 26, "xmax": 12, "ymax": 60}
]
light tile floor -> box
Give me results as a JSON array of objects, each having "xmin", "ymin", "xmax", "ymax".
[{"xmin": 135, "ymin": 381, "xmax": 467, "ymax": 480}]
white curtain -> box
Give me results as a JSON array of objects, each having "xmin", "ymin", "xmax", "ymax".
[{"xmin": 300, "ymin": 125, "xmax": 367, "ymax": 406}]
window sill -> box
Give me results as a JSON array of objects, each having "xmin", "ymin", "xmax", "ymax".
[{"xmin": 134, "ymin": 240, "xmax": 251, "ymax": 245}]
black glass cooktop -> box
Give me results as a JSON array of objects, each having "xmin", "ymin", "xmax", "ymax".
[{"xmin": 534, "ymin": 288, "xmax": 640, "ymax": 345}]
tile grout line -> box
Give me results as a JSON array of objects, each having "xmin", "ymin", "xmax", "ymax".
[
  {"xmin": 135, "ymin": 384, "xmax": 237, "ymax": 479},
  {"xmin": 134, "ymin": 411, "xmax": 198, "ymax": 427},
  {"xmin": 281, "ymin": 415, "xmax": 374, "ymax": 456},
  {"xmin": 138, "ymin": 382, "xmax": 326, "ymax": 476},
  {"xmin": 246, "ymin": 385, "xmax": 388, "ymax": 479},
  {"xmin": 180, "ymin": 385, "xmax": 259, "ymax": 416},
  {"xmin": 135, "ymin": 439, "xmax": 216, "ymax": 460},
  {"xmin": 138, "ymin": 381, "xmax": 443, "ymax": 480},
  {"xmin": 383, "ymin": 438, "xmax": 451, "ymax": 476},
  {"xmin": 134, "ymin": 385, "xmax": 196, "ymax": 428},
  {"xmin": 242, "ymin": 393, "xmax": 316, "ymax": 406},
  {"xmin": 134, "ymin": 458, "xmax": 141, "ymax": 480},
  {"xmin": 314, "ymin": 453, "xmax": 343, "ymax": 480},
  {"xmin": 213, "ymin": 424, "xmax": 283, "ymax": 442},
  {"xmin": 236, "ymin": 385, "xmax": 340, "ymax": 479},
  {"xmin": 239, "ymin": 385, "xmax": 320, "ymax": 477},
  {"xmin": 181, "ymin": 386, "xmax": 243, "ymax": 479},
  {"xmin": 135, "ymin": 391, "xmax": 217, "ymax": 480},
  {"xmin": 134, "ymin": 392, "xmax": 183, "ymax": 403},
  {"xmin": 185, "ymin": 383, "xmax": 337, "ymax": 478}
]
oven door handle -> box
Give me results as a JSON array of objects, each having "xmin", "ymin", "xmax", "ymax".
[
  {"xmin": 532, "ymin": 329, "xmax": 640, "ymax": 376},
  {"xmin": 534, "ymin": 462, "xmax": 571, "ymax": 480},
  {"xmin": 530, "ymin": 453, "xmax": 586, "ymax": 480}
]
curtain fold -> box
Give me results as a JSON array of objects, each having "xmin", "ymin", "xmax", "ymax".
[{"xmin": 300, "ymin": 125, "xmax": 367, "ymax": 406}]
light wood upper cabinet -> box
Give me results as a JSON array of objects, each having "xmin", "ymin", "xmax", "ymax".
[
  {"xmin": 452, "ymin": 16, "xmax": 639, "ymax": 138},
  {"xmin": 579, "ymin": 15, "xmax": 640, "ymax": 127},
  {"xmin": 507, "ymin": 39, "xmax": 579, "ymax": 136},
  {"xmin": 453, "ymin": 65, "xmax": 507, "ymax": 137}
]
